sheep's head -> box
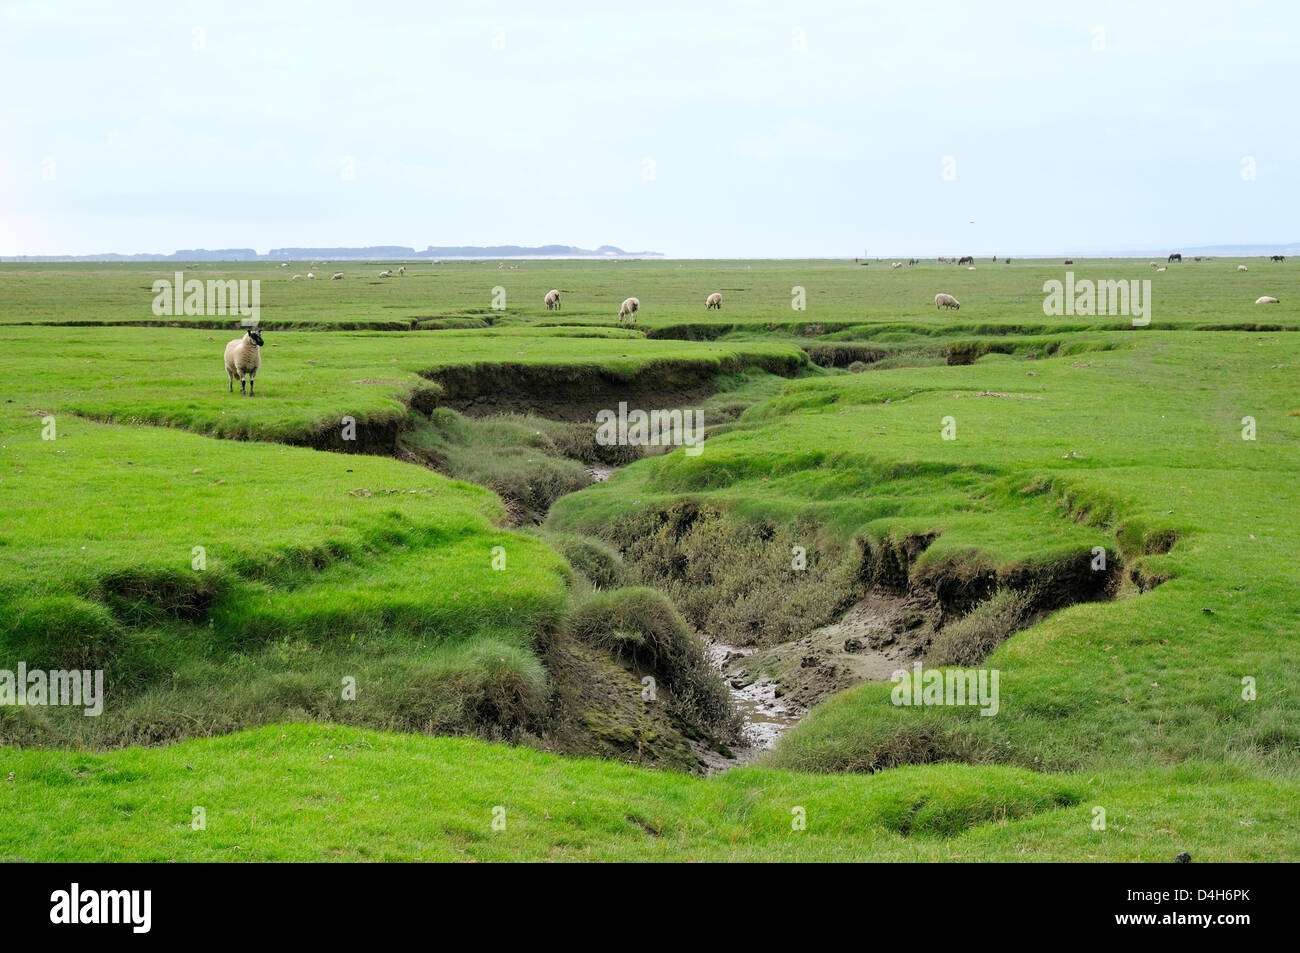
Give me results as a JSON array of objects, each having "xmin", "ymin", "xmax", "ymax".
[{"xmin": 247, "ymin": 328, "xmax": 265, "ymax": 347}]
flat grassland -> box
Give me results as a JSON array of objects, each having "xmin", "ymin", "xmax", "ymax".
[{"xmin": 1, "ymin": 257, "xmax": 1297, "ymax": 861}]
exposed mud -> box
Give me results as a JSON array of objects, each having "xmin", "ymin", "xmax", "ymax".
[
  {"xmin": 723, "ymin": 589, "xmax": 941, "ymax": 714},
  {"xmin": 422, "ymin": 355, "xmax": 803, "ymax": 422}
]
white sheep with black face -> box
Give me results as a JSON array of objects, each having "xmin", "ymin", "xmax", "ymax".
[
  {"xmin": 224, "ymin": 326, "xmax": 264, "ymax": 396},
  {"xmin": 618, "ymin": 296, "xmax": 640, "ymax": 322},
  {"xmin": 545, "ymin": 289, "xmax": 561, "ymax": 310},
  {"xmin": 706, "ymin": 292, "xmax": 722, "ymax": 310}
]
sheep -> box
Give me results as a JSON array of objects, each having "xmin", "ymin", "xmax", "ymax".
[
  {"xmin": 1157, "ymin": 266, "xmax": 1167, "ymax": 272},
  {"xmin": 618, "ymin": 297, "xmax": 640, "ymax": 322},
  {"xmin": 706, "ymin": 292, "xmax": 722, "ymax": 310},
  {"xmin": 397, "ymin": 266, "xmax": 406, "ymax": 275},
  {"xmin": 292, "ymin": 274, "xmax": 302, "ymax": 280},
  {"xmin": 1237, "ymin": 265, "xmax": 1248, "ymax": 272},
  {"xmin": 891, "ymin": 261, "xmax": 903, "ymax": 269},
  {"xmin": 967, "ymin": 266, "xmax": 976, "ymax": 270},
  {"xmin": 307, "ymin": 272, "xmax": 315, "ymax": 279},
  {"xmin": 379, "ymin": 270, "xmax": 392, "ymax": 278},
  {"xmin": 331, "ymin": 272, "xmax": 344, "ymax": 280},
  {"xmin": 544, "ymin": 289, "xmax": 562, "ymax": 310},
  {"xmin": 935, "ymin": 293, "xmax": 960, "ymax": 310},
  {"xmin": 224, "ymin": 326, "xmax": 264, "ymax": 396},
  {"xmin": 1256, "ymin": 296, "xmax": 1280, "ymax": 304},
  {"xmin": 1150, "ymin": 262, "xmax": 1159, "ymax": 268}
]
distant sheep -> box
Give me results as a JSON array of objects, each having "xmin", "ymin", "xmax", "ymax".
[
  {"xmin": 544, "ymin": 289, "xmax": 562, "ymax": 310},
  {"xmin": 307, "ymin": 272, "xmax": 314, "ymax": 279},
  {"xmin": 967, "ymin": 266, "xmax": 976, "ymax": 270},
  {"xmin": 1157, "ymin": 266, "xmax": 1167, "ymax": 272},
  {"xmin": 1238, "ymin": 265, "xmax": 1248, "ymax": 272},
  {"xmin": 224, "ymin": 327, "xmax": 264, "ymax": 396},
  {"xmin": 935, "ymin": 293, "xmax": 960, "ymax": 310},
  {"xmin": 397, "ymin": 266, "xmax": 406, "ymax": 275},
  {"xmin": 891, "ymin": 262, "xmax": 903, "ymax": 269},
  {"xmin": 706, "ymin": 292, "xmax": 722, "ymax": 310},
  {"xmin": 1256, "ymin": 296, "xmax": 1280, "ymax": 304},
  {"xmin": 331, "ymin": 272, "xmax": 344, "ymax": 280},
  {"xmin": 379, "ymin": 270, "xmax": 392, "ymax": 278},
  {"xmin": 618, "ymin": 297, "xmax": 640, "ymax": 322},
  {"xmin": 292, "ymin": 274, "xmax": 302, "ymax": 280}
]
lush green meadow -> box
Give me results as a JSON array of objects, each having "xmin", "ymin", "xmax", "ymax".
[{"xmin": 1, "ymin": 257, "xmax": 1297, "ymax": 861}]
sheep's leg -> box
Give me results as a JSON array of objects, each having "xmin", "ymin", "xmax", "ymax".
[
  {"xmin": 248, "ymin": 376, "xmax": 255, "ymax": 397},
  {"xmin": 240, "ymin": 377, "xmax": 246, "ymax": 395},
  {"xmin": 229, "ymin": 375, "xmax": 234, "ymax": 393}
]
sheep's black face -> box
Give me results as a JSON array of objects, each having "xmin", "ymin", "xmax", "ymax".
[{"xmin": 248, "ymin": 329, "xmax": 264, "ymax": 347}]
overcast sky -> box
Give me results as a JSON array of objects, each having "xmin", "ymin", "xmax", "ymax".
[{"xmin": 1, "ymin": 0, "xmax": 1295, "ymax": 257}]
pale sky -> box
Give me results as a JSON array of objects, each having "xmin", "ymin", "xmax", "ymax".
[{"xmin": 1, "ymin": 0, "xmax": 1295, "ymax": 257}]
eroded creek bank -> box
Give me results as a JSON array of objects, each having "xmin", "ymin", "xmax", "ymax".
[{"xmin": 339, "ymin": 355, "xmax": 1143, "ymax": 774}]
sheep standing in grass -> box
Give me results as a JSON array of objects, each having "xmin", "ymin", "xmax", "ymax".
[
  {"xmin": 619, "ymin": 296, "xmax": 639, "ymax": 322},
  {"xmin": 224, "ymin": 326, "xmax": 264, "ymax": 396},
  {"xmin": 935, "ymin": 293, "xmax": 960, "ymax": 310},
  {"xmin": 292, "ymin": 274, "xmax": 302, "ymax": 280},
  {"xmin": 706, "ymin": 292, "xmax": 722, "ymax": 309},
  {"xmin": 1238, "ymin": 265, "xmax": 1248, "ymax": 272},
  {"xmin": 397, "ymin": 266, "xmax": 406, "ymax": 275},
  {"xmin": 307, "ymin": 272, "xmax": 315, "ymax": 279},
  {"xmin": 331, "ymin": 272, "xmax": 344, "ymax": 280},
  {"xmin": 545, "ymin": 289, "xmax": 562, "ymax": 310},
  {"xmin": 1256, "ymin": 296, "xmax": 1280, "ymax": 304}
]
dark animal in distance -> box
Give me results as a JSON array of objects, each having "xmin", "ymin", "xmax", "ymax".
[
  {"xmin": 1271, "ymin": 255, "xmax": 1286, "ymax": 262},
  {"xmin": 1169, "ymin": 253, "xmax": 1182, "ymax": 262},
  {"xmin": 1064, "ymin": 259, "xmax": 1074, "ymax": 265},
  {"xmin": 958, "ymin": 255, "xmax": 974, "ymax": 265}
]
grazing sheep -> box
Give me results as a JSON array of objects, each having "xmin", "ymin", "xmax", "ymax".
[
  {"xmin": 544, "ymin": 289, "xmax": 562, "ymax": 310},
  {"xmin": 1157, "ymin": 266, "xmax": 1167, "ymax": 272},
  {"xmin": 397, "ymin": 266, "xmax": 406, "ymax": 275},
  {"xmin": 307, "ymin": 272, "xmax": 314, "ymax": 279},
  {"xmin": 1150, "ymin": 262, "xmax": 1159, "ymax": 268},
  {"xmin": 331, "ymin": 272, "xmax": 344, "ymax": 280},
  {"xmin": 935, "ymin": 293, "xmax": 960, "ymax": 310},
  {"xmin": 891, "ymin": 261, "xmax": 903, "ymax": 269},
  {"xmin": 292, "ymin": 274, "xmax": 302, "ymax": 280},
  {"xmin": 618, "ymin": 296, "xmax": 640, "ymax": 322},
  {"xmin": 967, "ymin": 266, "xmax": 976, "ymax": 270},
  {"xmin": 1256, "ymin": 296, "xmax": 1280, "ymax": 304},
  {"xmin": 706, "ymin": 292, "xmax": 722, "ymax": 310},
  {"xmin": 1238, "ymin": 265, "xmax": 1248, "ymax": 272},
  {"xmin": 379, "ymin": 270, "xmax": 392, "ymax": 278},
  {"xmin": 224, "ymin": 327, "xmax": 264, "ymax": 396}
]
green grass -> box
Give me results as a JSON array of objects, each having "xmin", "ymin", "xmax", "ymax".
[
  {"xmin": 2, "ymin": 722, "xmax": 1295, "ymax": 861},
  {"xmin": 2, "ymin": 258, "xmax": 1298, "ymax": 860}
]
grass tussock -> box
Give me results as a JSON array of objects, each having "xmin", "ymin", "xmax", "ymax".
[
  {"xmin": 926, "ymin": 588, "xmax": 1035, "ymax": 667},
  {"xmin": 567, "ymin": 587, "xmax": 739, "ymax": 740}
]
